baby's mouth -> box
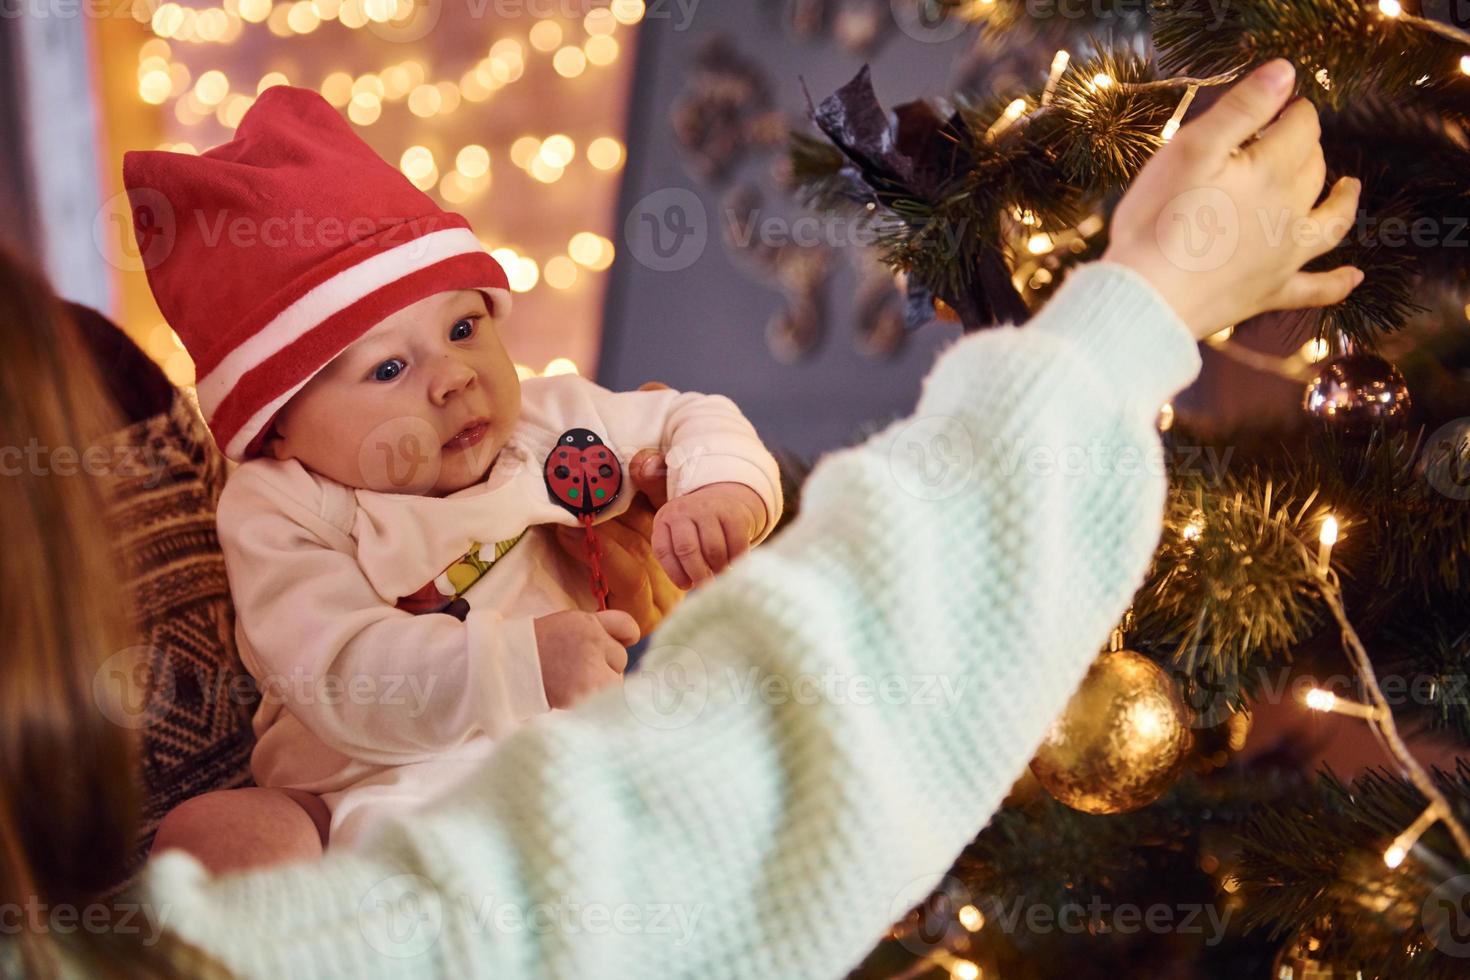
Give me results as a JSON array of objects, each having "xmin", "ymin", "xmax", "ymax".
[{"xmin": 444, "ymin": 419, "xmax": 490, "ymax": 451}]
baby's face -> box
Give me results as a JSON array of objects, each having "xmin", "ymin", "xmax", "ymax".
[{"xmin": 265, "ymin": 289, "xmax": 521, "ymax": 496}]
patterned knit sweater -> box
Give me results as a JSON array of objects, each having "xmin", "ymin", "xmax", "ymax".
[{"xmin": 139, "ymin": 262, "xmax": 1203, "ymax": 978}]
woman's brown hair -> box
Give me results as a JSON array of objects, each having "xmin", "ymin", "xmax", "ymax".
[{"xmin": 0, "ymin": 243, "xmax": 225, "ymax": 978}]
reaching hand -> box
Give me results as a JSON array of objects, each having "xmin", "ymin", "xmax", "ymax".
[
  {"xmin": 1103, "ymin": 58, "xmax": 1364, "ymax": 340},
  {"xmin": 651, "ymin": 482, "xmax": 766, "ymax": 590}
]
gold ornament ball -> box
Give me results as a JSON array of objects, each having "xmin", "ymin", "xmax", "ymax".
[{"xmin": 1030, "ymin": 650, "xmax": 1192, "ymax": 815}]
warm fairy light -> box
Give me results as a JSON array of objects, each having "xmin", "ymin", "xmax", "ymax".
[
  {"xmin": 266, "ymin": 2, "xmax": 293, "ymax": 34},
  {"xmin": 511, "ymin": 136, "xmax": 542, "ymax": 169},
  {"xmin": 353, "ymin": 74, "xmax": 385, "ymax": 100},
  {"xmin": 587, "ymin": 137, "xmax": 625, "ymax": 171},
  {"xmin": 338, "ymin": 0, "xmax": 367, "ymax": 28},
  {"xmin": 1378, "ymin": 0, "xmax": 1402, "ymax": 17},
  {"xmin": 1304, "ymin": 687, "xmax": 1383, "ymax": 722},
  {"xmin": 569, "ymin": 232, "xmax": 614, "ymax": 271},
  {"xmin": 439, "ymin": 172, "xmax": 471, "ymax": 205},
  {"xmin": 1305, "ymin": 688, "xmax": 1337, "ymax": 713},
  {"xmin": 321, "ymin": 71, "xmax": 353, "ymax": 107},
  {"xmin": 514, "ymin": 363, "xmax": 537, "ymax": 380},
  {"xmin": 530, "ymin": 19, "xmax": 563, "ymax": 51},
  {"xmin": 362, "ymin": 0, "xmax": 395, "ymax": 22},
  {"xmin": 1182, "ymin": 522, "xmax": 1201, "ymax": 541},
  {"xmin": 1091, "ymin": 72, "xmax": 1114, "ymax": 90},
  {"xmin": 286, "ymin": 0, "xmax": 320, "ymax": 33},
  {"xmin": 459, "ymin": 70, "xmax": 493, "ymax": 102},
  {"xmin": 139, "ymin": 37, "xmax": 171, "ymax": 60},
  {"xmin": 539, "ymin": 134, "xmax": 576, "ymax": 168},
  {"xmin": 554, "ymin": 46, "xmax": 588, "ymax": 78},
  {"xmin": 220, "ymin": 94, "xmax": 253, "ymax": 128},
  {"xmin": 1461, "ymin": 55, "xmax": 1470, "ymax": 75},
  {"xmin": 544, "ymin": 256, "xmax": 579, "ymax": 290},
  {"xmin": 610, "ymin": 0, "xmax": 644, "ymax": 24},
  {"xmin": 312, "ymin": 0, "xmax": 342, "ymax": 18},
  {"xmin": 348, "ymin": 93, "xmax": 381, "ymax": 125},
  {"xmin": 139, "ymin": 69, "xmax": 172, "ymax": 104},
  {"xmin": 584, "ymin": 7, "xmax": 616, "ymax": 34},
  {"xmin": 1161, "ymin": 83, "xmax": 1200, "ymax": 143},
  {"xmin": 950, "ymin": 961, "xmax": 980, "ymax": 980},
  {"xmin": 408, "ymin": 84, "xmax": 443, "ymax": 117},
  {"xmin": 585, "ymin": 35, "xmax": 620, "ymax": 66},
  {"xmin": 382, "ymin": 64, "xmax": 413, "ymax": 100},
  {"xmin": 1385, "ymin": 804, "xmax": 1440, "ymax": 869},
  {"xmin": 1317, "ymin": 513, "xmax": 1339, "ymax": 575},
  {"xmin": 1157, "ymin": 401, "xmax": 1175, "ymax": 432},
  {"xmin": 529, "ymin": 157, "xmax": 565, "ymax": 183},
  {"xmin": 544, "ymin": 357, "xmax": 579, "ymax": 377},
  {"xmin": 193, "ymin": 70, "xmax": 229, "ymax": 106},
  {"xmin": 151, "ymin": 3, "xmax": 184, "ymax": 37},
  {"xmin": 257, "ymin": 71, "xmax": 289, "ymax": 94},
  {"xmin": 238, "ymin": 0, "xmax": 271, "ymax": 22},
  {"xmin": 957, "ymin": 904, "xmax": 985, "ymax": 931},
  {"xmin": 1301, "ymin": 338, "xmax": 1330, "ymax": 362},
  {"xmin": 456, "ymin": 145, "xmax": 490, "ymax": 179},
  {"xmin": 1205, "ymin": 325, "xmax": 1234, "ymax": 347},
  {"xmin": 436, "ymin": 81, "xmax": 462, "ymax": 115},
  {"xmin": 400, "ymin": 145, "xmax": 435, "ymax": 181},
  {"xmin": 1320, "ymin": 515, "xmax": 1339, "ymax": 548},
  {"xmin": 163, "ymin": 350, "xmax": 195, "ymax": 388},
  {"xmin": 492, "ymin": 249, "xmax": 540, "ymax": 293},
  {"xmin": 1041, "ymin": 49, "xmax": 1070, "ymax": 105},
  {"xmin": 1027, "ymin": 232, "xmax": 1053, "ymax": 255},
  {"xmin": 986, "ymin": 97, "xmax": 1027, "ymax": 140}
]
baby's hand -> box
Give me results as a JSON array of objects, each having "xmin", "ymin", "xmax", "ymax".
[
  {"xmin": 533, "ymin": 610, "xmax": 639, "ymax": 709},
  {"xmin": 651, "ymin": 482, "xmax": 765, "ymax": 589}
]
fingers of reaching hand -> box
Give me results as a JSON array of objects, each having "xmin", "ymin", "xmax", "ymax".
[
  {"xmin": 695, "ymin": 514, "xmax": 728, "ymax": 575},
  {"xmin": 1189, "ymin": 59, "xmax": 1298, "ymax": 159},
  {"xmin": 720, "ymin": 512, "xmax": 752, "ymax": 564},
  {"xmin": 1301, "ymin": 176, "xmax": 1362, "ymax": 261},
  {"xmin": 1249, "ymin": 97, "xmax": 1321, "ymax": 179},
  {"xmin": 1273, "ymin": 266, "xmax": 1364, "ymax": 312},
  {"xmin": 669, "ymin": 517, "xmax": 714, "ymax": 587}
]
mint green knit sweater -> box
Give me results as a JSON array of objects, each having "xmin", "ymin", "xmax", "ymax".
[{"xmin": 140, "ymin": 262, "xmax": 1203, "ymax": 978}]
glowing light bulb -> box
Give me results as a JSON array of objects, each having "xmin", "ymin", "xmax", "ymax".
[
  {"xmin": 1378, "ymin": 0, "xmax": 1402, "ymax": 17},
  {"xmin": 587, "ymin": 137, "xmax": 624, "ymax": 171},
  {"xmin": 538, "ymin": 134, "xmax": 575, "ymax": 168},
  {"xmin": 530, "ymin": 19, "xmax": 562, "ymax": 51},
  {"xmin": 543, "ymin": 357, "xmax": 579, "ymax": 376},
  {"xmin": 456, "ymin": 145, "xmax": 490, "ymax": 179},
  {"xmin": 554, "ymin": 46, "xmax": 587, "ymax": 78}
]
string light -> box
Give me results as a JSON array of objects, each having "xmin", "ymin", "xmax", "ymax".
[
  {"xmin": 1378, "ymin": 0, "xmax": 1402, "ymax": 17},
  {"xmin": 256, "ymin": 71, "xmax": 289, "ymax": 94},
  {"xmin": 985, "ymin": 98, "xmax": 1027, "ymax": 140},
  {"xmin": 1304, "ymin": 687, "xmax": 1386, "ymax": 723},
  {"xmin": 1317, "ymin": 514, "xmax": 1338, "ymax": 575},
  {"xmin": 1041, "ymin": 49, "xmax": 1070, "ymax": 106},
  {"xmin": 553, "ymin": 46, "xmax": 588, "ymax": 78},
  {"xmin": 587, "ymin": 136, "xmax": 625, "ymax": 171},
  {"xmin": 1385, "ymin": 804, "xmax": 1442, "ymax": 868},
  {"xmin": 1301, "ymin": 338, "xmax": 1331, "ymax": 362},
  {"xmin": 1161, "ymin": 83, "xmax": 1199, "ymax": 143},
  {"xmin": 1026, "ymin": 232, "xmax": 1053, "ymax": 255},
  {"xmin": 529, "ymin": 19, "xmax": 563, "ymax": 51},
  {"xmin": 950, "ymin": 961, "xmax": 980, "ymax": 980},
  {"xmin": 544, "ymin": 256, "xmax": 579, "ymax": 290},
  {"xmin": 584, "ymin": 35, "xmax": 620, "ymax": 67},
  {"xmin": 568, "ymin": 232, "xmax": 615, "ymax": 271},
  {"xmin": 1461, "ymin": 55, "xmax": 1470, "ymax": 75},
  {"xmin": 538, "ymin": 134, "xmax": 576, "ymax": 168},
  {"xmin": 609, "ymin": 0, "xmax": 645, "ymax": 24},
  {"xmin": 456, "ymin": 145, "xmax": 490, "ymax": 179},
  {"xmin": 543, "ymin": 357, "xmax": 579, "ymax": 376},
  {"xmin": 957, "ymin": 904, "xmax": 985, "ymax": 931}
]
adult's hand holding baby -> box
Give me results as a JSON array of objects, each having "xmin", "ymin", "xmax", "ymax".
[
  {"xmin": 533, "ymin": 609, "xmax": 639, "ymax": 709},
  {"xmin": 1103, "ymin": 59, "xmax": 1364, "ymax": 340}
]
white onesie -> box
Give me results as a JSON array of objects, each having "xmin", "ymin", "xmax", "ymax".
[{"xmin": 214, "ymin": 374, "xmax": 784, "ymax": 847}]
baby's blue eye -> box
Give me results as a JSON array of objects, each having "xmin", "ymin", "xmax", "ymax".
[
  {"xmin": 450, "ymin": 317, "xmax": 476, "ymax": 341},
  {"xmin": 372, "ymin": 358, "xmax": 405, "ymax": 382}
]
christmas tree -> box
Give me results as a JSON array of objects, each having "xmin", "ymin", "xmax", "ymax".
[{"xmin": 788, "ymin": 2, "xmax": 1470, "ymax": 976}]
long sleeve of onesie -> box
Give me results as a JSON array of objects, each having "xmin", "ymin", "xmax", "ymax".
[{"xmin": 145, "ymin": 262, "xmax": 1204, "ymax": 979}]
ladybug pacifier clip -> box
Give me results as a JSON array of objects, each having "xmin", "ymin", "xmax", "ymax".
[{"xmin": 544, "ymin": 428, "xmax": 624, "ymax": 611}]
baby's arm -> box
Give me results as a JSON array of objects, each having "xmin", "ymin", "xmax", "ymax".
[
  {"xmin": 217, "ymin": 463, "xmax": 611, "ymax": 765},
  {"xmin": 582, "ymin": 383, "xmax": 784, "ymax": 588}
]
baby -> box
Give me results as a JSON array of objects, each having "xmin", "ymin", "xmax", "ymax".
[{"xmin": 123, "ymin": 86, "xmax": 782, "ymax": 850}]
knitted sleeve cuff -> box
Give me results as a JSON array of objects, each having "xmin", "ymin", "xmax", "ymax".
[{"xmin": 1026, "ymin": 261, "xmax": 1203, "ymax": 423}]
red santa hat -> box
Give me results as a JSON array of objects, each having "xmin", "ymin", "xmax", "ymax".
[{"xmin": 122, "ymin": 85, "xmax": 511, "ymax": 461}]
